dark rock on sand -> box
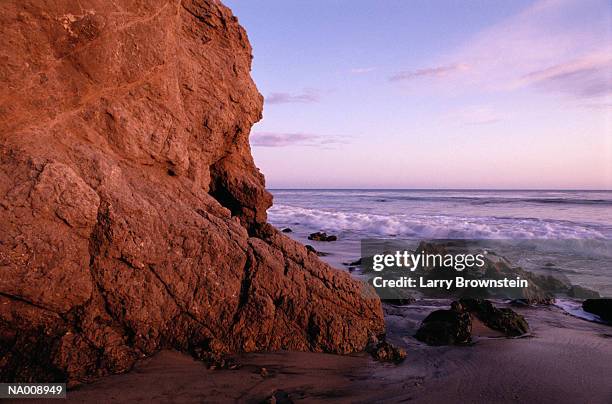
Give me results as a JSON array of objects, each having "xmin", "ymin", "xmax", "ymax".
[
  {"xmin": 281, "ymin": 228, "xmax": 293, "ymax": 233},
  {"xmin": 415, "ymin": 303, "xmax": 472, "ymax": 346},
  {"xmin": 366, "ymin": 336, "xmax": 406, "ymax": 363},
  {"xmin": 583, "ymin": 299, "xmax": 612, "ymax": 322},
  {"xmin": 308, "ymin": 232, "xmax": 338, "ymax": 242},
  {"xmin": 416, "ymin": 300, "xmax": 528, "ymax": 345},
  {"xmin": 0, "ymin": 0, "xmax": 384, "ymax": 384},
  {"xmin": 460, "ymin": 299, "xmax": 529, "ymax": 336}
]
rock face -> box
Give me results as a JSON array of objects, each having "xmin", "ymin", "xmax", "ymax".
[{"xmin": 0, "ymin": 0, "xmax": 384, "ymax": 384}]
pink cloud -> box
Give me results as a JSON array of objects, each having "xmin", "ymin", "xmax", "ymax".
[
  {"xmin": 350, "ymin": 67, "xmax": 376, "ymax": 74},
  {"xmin": 391, "ymin": 0, "xmax": 611, "ymax": 99},
  {"xmin": 519, "ymin": 52, "xmax": 612, "ymax": 98},
  {"xmin": 250, "ymin": 132, "xmax": 346, "ymax": 147},
  {"xmin": 389, "ymin": 64, "xmax": 469, "ymax": 82},
  {"xmin": 265, "ymin": 90, "xmax": 320, "ymax": 104}
]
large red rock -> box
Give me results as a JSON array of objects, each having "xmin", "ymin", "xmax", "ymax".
[{"xmin": 0, "ymin": 0, "xmax": 384, "ymax": 384}]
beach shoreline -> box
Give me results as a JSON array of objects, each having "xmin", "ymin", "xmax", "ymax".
[{"xmin": 60, "ymin": 301, "xmax": 612, "ymax": 403}]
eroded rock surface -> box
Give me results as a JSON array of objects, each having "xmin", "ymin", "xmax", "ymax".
[{"xmin": 0, "ymin": 0, "xmax": 384, "ymax": 384}]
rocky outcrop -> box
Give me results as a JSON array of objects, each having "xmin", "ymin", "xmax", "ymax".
[
  {"xmin": 415, "ymin": 300, "xmax": 528, "ymax": 346},
  {"xmin": 0, "ymin": 0, "xmax": 384, "ymax": 384}
]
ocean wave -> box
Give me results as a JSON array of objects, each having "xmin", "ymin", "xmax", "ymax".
[{"xmin": 268, "ymin": 204, "xmax": 609, "ymax": 239}]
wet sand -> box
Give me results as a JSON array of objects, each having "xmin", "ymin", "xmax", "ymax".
[{"xmin": 62, "ymin": 302, "xmax": 612, "ymax": 403}]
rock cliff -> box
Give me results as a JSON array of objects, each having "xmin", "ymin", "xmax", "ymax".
[{"xmin": 0, "ymin": 0, "xmax": 384, "ymax": 383}]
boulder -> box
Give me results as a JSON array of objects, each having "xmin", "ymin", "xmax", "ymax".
[
  {"xmin": 416, "ymin": 300, "xmax": 529, "ymax": 345},
  {"xmin": 0, "ymin": 0, "xmax": 384, "ymax": 384},
  {"xmin": 308, "ymin": 232, "xmax": 337, "ymax": 242},
  {"xmin": 366, "ymin": 336, "xmax": 406, "ymax": 363},
  {"xmin": 415, "ymin": 305, "xmax": 472, "ymax": 346},
  {"xmin": 460, "ymin": 299, "xmax": 529, "ymax": 336},
  {"xmin": 582, "ymin": 299, "xmax": 612, "ymax": 322}
]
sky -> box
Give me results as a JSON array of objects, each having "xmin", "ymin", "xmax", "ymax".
[{"xmin": 224, "ymin": 0, "xmax": 612, "ymax": 189}]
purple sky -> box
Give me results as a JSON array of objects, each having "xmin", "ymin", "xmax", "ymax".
[{"xmin": 225, "ymin": 0, "xmax": 612, "ymax": 189}]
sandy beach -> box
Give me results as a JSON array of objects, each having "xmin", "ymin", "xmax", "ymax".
[{"xmin": 60, "ymin": 302, "xmax": 612, "ymax": 403}]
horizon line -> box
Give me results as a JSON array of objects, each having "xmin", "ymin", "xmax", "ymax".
[{"xmin": 267, "ymin": 188, "xmax": 612, "ymax": 192}]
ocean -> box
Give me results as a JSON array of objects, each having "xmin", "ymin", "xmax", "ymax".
[{"xmin": 268, "ymin": 189, "xmax": 612, "ymax": 298}]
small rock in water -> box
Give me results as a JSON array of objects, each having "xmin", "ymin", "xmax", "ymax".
[
  {"xmin": 308, "ymin": 232, "xmax": 337, "ymax": 242},
  {"xmin": 344, "ymin": 258, "xmax": 363, "ymax": 266},
  {"xmin": 281, "ymin": 228, "xmax": 292, "ymax": 233}
]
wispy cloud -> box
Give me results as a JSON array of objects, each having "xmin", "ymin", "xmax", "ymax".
[
  {"xmin": 389, "ymin": 64, "xmax": 468, "ymax": 82},
  {"xmin": 250, "ymin": 132, "xmax": 346, "ymax": 148},
  {"xmin": 265, "ymin": 89, "xmax": 321, "ymax": 104},
  {"xmin": 350, "ymin": 67, "xmax": 376, "ymax": 74},
  {"xmin": 519, "ymin": 52, "xmax": 612, "ymax": 98},
  {"xmin": 389, "ymin": 0, "xmax": 611, "ymax": 100}
]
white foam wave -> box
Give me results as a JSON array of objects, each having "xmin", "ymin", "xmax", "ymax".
[
  {"xmin": 268, "ymin": 204, "xmax": 607, "ymax": 239},
  {"xmin": 554, "ymin": 299, "xmax": 607, "ymax": 324}
]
